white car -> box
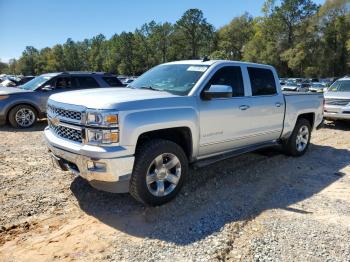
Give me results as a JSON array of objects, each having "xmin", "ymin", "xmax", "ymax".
[
  {"xmin": 309, "ymin": 82, "xmax": 326, "ymax": 93},
  {"xmin": 324, "ymin": 76, "xmax": 350, "ymax": 120}
]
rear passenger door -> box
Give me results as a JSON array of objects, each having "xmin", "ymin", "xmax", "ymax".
[{"xmin": 242, "ymin": 67, "xmax": 285, "ymax": 143}]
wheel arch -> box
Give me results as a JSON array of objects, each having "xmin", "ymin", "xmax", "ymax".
[
  {"xmin": 135, "ymin": 127, "xmax": 194, "ymax": 162},
  {"xmin": 297, "ymin": 112, "xmax": 315, "ymax": 129}
]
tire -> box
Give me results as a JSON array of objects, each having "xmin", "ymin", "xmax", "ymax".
[
  {"xmin": 282, "ymin": 118, "xmax": 311, "ymax": 156},
  {"xmin": 130, "ymin": 139, "xmax": 188, "ymax": 206},
  {"xmin": 8, "ymin": 105, "xmax": 37, "ymax": 128}
]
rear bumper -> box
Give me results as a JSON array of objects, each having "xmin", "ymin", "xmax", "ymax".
[{"xmin": 45, "ymin": 127, "xmax": 135, "ymax": 193}]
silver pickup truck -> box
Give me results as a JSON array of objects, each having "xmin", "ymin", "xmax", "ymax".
[{"xmin": 45, "ymin": 60, "xmax": 324, "ymax": 205}]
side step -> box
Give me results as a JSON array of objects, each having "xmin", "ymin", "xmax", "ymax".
[{"xmin": 192, "ymin": 141, "xmax": 279, "ymax": 169}]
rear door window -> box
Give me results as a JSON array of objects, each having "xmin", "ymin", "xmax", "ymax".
[
  {"xmin": 248, "ymin": 67, "xmax": 277, "ymax": 96},
  {"xmin": 102, "ymin": 77, "xmax": 123, "ymax": 87},
  {"xmin": 76, "ymin": 76, "xmax": 100, "ymax": 88}
]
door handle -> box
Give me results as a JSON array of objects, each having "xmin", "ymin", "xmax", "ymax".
[
  {"xmin": 239, "ymin": 105, "xmax": 250, "ymax": 110},
  {"xmin": 275, "ymin": 102, "xmax": 283, "ymax": 107}
]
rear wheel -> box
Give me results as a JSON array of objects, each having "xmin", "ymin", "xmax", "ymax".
[
  {"xmin": 130, "ymin": 139, "xmax": 188, "ymax": 206},
  {"xmin": 283, "ymin": 118, "xmax": 311, "ymax": 156},
  {"xmin": 8, "ymin": 105, "xmax": 37, "ymax": 128}
]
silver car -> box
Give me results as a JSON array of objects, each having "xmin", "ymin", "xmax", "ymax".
[{"xmin": 324, "ymin": 76, "xmax": 350, "ymax": 120}]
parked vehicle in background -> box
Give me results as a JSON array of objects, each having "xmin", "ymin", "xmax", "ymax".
[
  {"xmin": 282, "ymin": 81, "xmax": 309, "ymax": 92},
  {"xmin": 45, "ymin": 60, "xmax": 324, "ymax": 205},
  {"xmin": 309, "ymin": 82, "xmax": 326, "ymax": 93},
  {"xmin": 0, "ymin": 76, "xmax": 35, "ymax": 87},
  {"xmin": 0, "ymin": 72, "xmax": 124, "ymax": 128},
  {"xmin": 324, "ymin": 76, "xmax": 350, "ymax": 120},
  {"xmin": 0, "ymin": 78, "xmax": 17, "ymax": 87},
  {"xmin": 279, "ymin": 78, "xmax": 287, "ymax": 86}
]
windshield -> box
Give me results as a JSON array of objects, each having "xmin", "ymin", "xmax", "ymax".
[
  {"xmin": 20, "ymin": 75, "xmax": 53, "ymax": 90},
  {"xmin": 328, "ymin": 80, "xmax": 350, "ymax": 92},
  {"xmin": 129, "ymin": 64, "xmax": 209, "ymax": 95}
]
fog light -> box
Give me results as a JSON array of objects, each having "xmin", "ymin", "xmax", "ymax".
[{"xmin": 87, "ymin": 161, "xmax": 107, "ymax": 172}]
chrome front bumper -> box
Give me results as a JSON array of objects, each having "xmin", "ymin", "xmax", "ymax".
[
  {"xmin": 324, "ymin": 105, "xmax": 350, "ymax": 120},
  {"xmin": 324, "ymin": 112, "xmax": 350, "ymax": 120},
  {"xmin": 45, "ymin": 127, "xmax": 135, "ymax": 193}
]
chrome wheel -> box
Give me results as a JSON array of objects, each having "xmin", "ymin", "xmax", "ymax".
[
  {"xmin": 146, "ymin": 153, "xmax": 181, "ymax": 197},
  {"xmin": 296, "ymin": 125, "xmax": 309, "ymax": 152},
  {"xmin": 15, "ymin": 108, "xmax": 35, "ymax": 127}
]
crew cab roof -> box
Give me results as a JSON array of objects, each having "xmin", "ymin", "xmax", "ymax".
[{"xmin": 164, "ymin": 59, "xmax": 275, "ymax": 69}]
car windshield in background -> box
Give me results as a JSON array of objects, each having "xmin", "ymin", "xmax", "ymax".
[
  {"xmin": 129, "ymin": 64, "xmax": 209, "ymax": 95},
  {"xmin": 329, "ymin": 80, "xmax": 350, "ymax": 92},
  {"xmin": 20, "ymin": 75, "xmax": 52, "ymax": 90}
]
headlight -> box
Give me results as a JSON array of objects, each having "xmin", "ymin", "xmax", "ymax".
[
  {"xmin": 86, "ymin": 111, "xmax": 118, "ymax": 127},
  {"xmin": 0, "ymin": 95, "xmax": 9, "ymax": 101},
  {"xmin": 86, "ymin": 129, "xmax": 119, "ymax": 144}
]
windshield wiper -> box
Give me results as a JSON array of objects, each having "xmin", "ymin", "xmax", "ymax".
[{"xmin": 138, "ymin": 86, "xmax": 162, "ymax": 91}]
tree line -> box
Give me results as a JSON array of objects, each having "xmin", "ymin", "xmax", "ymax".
[{"xmin": 0, "ymin": 0, "xmax": 349, "ymax": 78}]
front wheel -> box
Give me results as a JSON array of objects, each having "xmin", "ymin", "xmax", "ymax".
[
  {"xmin": 8, "ymin": 105, "xmax": 37, "ymax": 128},
  {"xmin": 129, "ymin": 139, "xmax": 188, "ymax": 206},
  {"xmin": 282, "ymin": 118, "xmax": 311, "ymax": 156}
]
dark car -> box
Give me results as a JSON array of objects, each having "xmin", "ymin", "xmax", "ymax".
[{"xmin": 0, "ymin": 72, "xmax": 124, "ymax": 128}]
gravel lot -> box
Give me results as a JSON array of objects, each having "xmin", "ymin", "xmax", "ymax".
[{"xmin": 0, "ymin": 120, "xmax": 349, "ymax": 261}]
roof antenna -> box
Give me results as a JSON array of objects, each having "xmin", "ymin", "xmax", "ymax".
[{"xmin": 202, "ymin": 56, "xmax": 210, "ymax": 62}]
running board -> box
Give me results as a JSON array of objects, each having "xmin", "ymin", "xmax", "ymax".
[{"xmin": 192, "ymin": 141, "xmax": 279, "ymax": 169}]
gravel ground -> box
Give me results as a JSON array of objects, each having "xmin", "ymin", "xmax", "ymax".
[{"xmin": 0, "ymin": 120, "xmax": 349, "ymax": 261}]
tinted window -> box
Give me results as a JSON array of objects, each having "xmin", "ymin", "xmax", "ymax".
[
  {"xmin": 206, "ymin": 66, "xmax": 244, "ymax": 97},
  {"xmin": 248, "ymin": 67, "xmax": 277, "ymax": 96},
  {"xmin": 54, "ymin": 77, "xmax": 75, "ymax": 89},
  {"xmin": 76, "ymin": 76, "xmax": 99, "ymax": 88},
  {"xmin": 103, "ymin": 76, "xmax": 123, "ymax": 87}
]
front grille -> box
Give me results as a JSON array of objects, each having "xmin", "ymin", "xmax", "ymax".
[
  {"xmin": 47, "ymin": 104, "xmax": 82, "ymax": 122},
  {"xmin": 325, "ymin": 98, "xmax": 350, "ymax": 106},
  {"xmin": 49, "ymin": 122, "xmax": 83, "ymax": 143}
]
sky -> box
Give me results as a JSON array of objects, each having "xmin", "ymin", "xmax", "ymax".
[{"xmin": 0, "ymin": 0, "xmax": 326, "ymax": 62}]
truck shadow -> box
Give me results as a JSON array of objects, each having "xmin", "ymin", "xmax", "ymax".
[{"xmin": 70, "ymin": 143, "xmax": 349, "ymax": 245}]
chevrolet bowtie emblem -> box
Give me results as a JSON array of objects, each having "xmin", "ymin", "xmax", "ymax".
[{"xmin": 50, "ymin": 117, "xmax": 60, "ymax": 127}]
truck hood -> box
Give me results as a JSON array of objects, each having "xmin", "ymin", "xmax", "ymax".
[
  {"xmin": 324, "ymin": 91, "xmax": 350, "ymax": 99},
  {"xmin": 49, "ymin": 87, "xmax": 181, "ymax": 109},
  {"xmin": 0, "ymin": 86, "xmax": 32, "ymax": 95}
]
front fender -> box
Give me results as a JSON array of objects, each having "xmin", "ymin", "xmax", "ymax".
[{"xmin": 119, "ymin": 107, "xmax": 199, "ymax": 158}]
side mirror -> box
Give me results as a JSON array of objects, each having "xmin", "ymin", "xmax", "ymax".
[
  {"xmin": 202, "ymin": 85, "xmax": 232, "ymax": 100},
  {"xmin": 41, "ymin": 85, "xmax": 53, "ymax": 91}
]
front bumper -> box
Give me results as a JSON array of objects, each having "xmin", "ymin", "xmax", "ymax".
[
  {"xmin": 324, "ymin": 105, "xmax": 350, "ymax": 120},
  {"xmin": 324, "ymin": 111, "xmax": 350, "ymax": 120},
  {"xmin": 45, "ymin": 127, "xmax": 135, "ymax": 193}
]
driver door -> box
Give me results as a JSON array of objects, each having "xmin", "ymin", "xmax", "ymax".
[
  {"xmin": 198, "ymin": 65, "xmax": 252, "ymax": 156},
  {"xmin": 39, "ymin": 76, "xmax": 77, "ymax": 111}
]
